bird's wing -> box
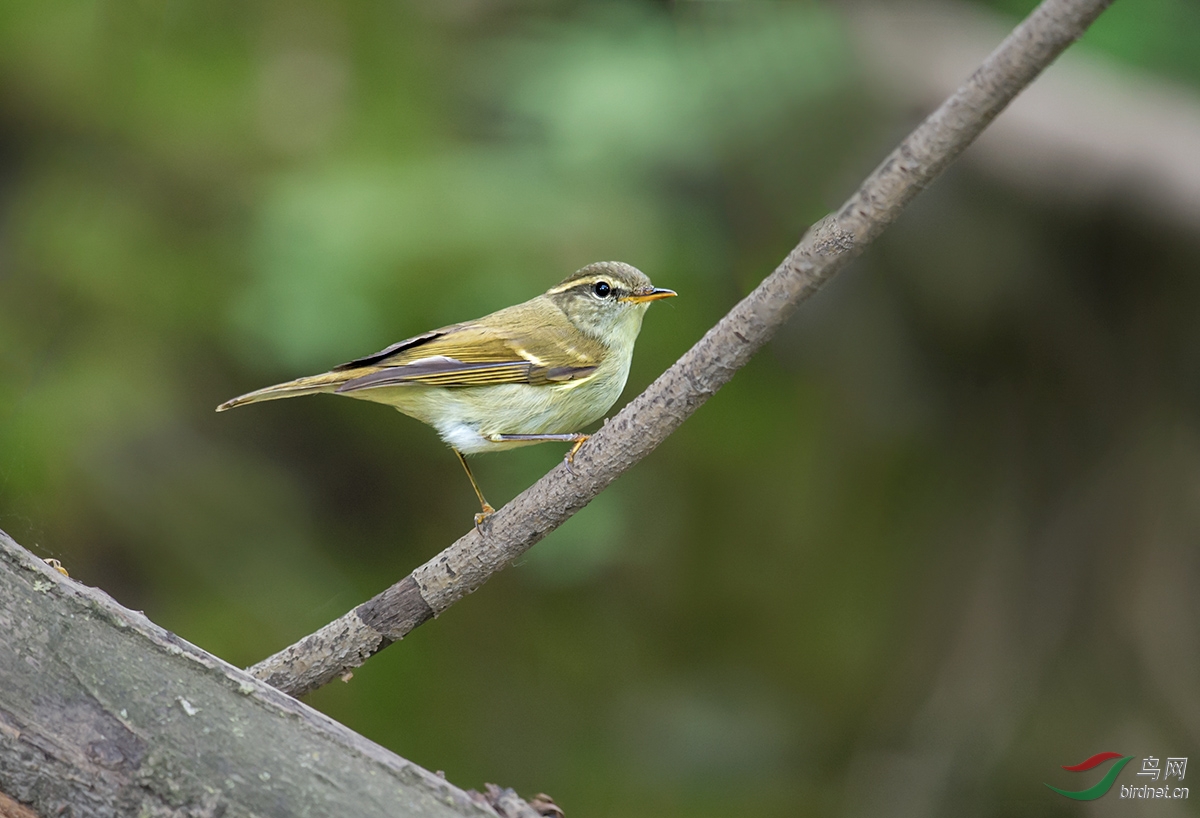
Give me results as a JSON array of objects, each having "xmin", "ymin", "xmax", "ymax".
[{"xmin": 334, "ymin": 304, "xmax": 602, "ymax": 392}]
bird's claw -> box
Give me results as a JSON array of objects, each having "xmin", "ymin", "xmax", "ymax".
[
  {"xmin": 474, "ymin": 504, "xmax": 496, "ymax": 528},
  {"xmin": 563, "ymin": 436, "xmax": 589, "ymax": 475}
]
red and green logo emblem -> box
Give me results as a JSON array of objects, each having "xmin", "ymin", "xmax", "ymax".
[{"xmin": 1045, "ymin": 752, "xmax": 1134, "ymax": 800}]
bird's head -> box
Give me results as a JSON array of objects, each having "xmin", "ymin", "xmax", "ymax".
[{"xmin": 544, "ymin": 261, "xmax": 676, "ymax": 347}]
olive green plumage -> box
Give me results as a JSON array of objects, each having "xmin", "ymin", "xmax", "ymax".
[{"xmin": 217, "ymin": 261, "xmax": 675, "ymax": 517}]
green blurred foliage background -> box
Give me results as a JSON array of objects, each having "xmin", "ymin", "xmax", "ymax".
[{"xmin": 2, "ymin": 1, "xmax": 1199, "ymax": 816}]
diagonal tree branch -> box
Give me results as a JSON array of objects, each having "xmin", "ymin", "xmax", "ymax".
[
  {"xmin": 0, "ymin": 529, "xmax": 538, "ymax": 818},
  {"xmin": 249, "ymin": 0, "xmax": 1114, "ymax": 697}
]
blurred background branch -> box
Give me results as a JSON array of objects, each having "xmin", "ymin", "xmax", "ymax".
[{"xmin": 850, "ymin": 0, "xmax": 1200, "ymax": 229}]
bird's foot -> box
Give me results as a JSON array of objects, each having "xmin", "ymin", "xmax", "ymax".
[
  {"xmin": 563, "ymin": 436, "xmax": 590, "ymax": 475},
  {"xmin": 474, "ymin": 503, "xmax": 496, "ymax": 528}
]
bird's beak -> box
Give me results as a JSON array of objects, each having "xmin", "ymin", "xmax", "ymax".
[{"xmin": 621, "ymin": 287, "xmax": 677, "ymax": 304}]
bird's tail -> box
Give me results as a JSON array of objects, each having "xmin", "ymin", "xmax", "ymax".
[{"xmin": 216, "ymin": 371, "xmax": 351, "ymax": 412}]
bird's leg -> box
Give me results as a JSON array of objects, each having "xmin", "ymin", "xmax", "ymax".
[
  {"xmin": 564, "ymin": 436, "xmax": 589, "ymax": 473},
  {"xmin": 453, "ymin": 448, "xmax": 495, "ymax": 525},
  {"xmin": 488, "ymin": 433, "xmax": 590, "ymax": 474}
]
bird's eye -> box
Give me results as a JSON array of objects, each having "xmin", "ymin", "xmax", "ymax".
[{"xmin": 593, "ymin": 281, "xmax": 612, "ymax": 298}]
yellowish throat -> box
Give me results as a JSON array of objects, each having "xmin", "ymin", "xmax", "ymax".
[{"xmin": 217, "ymin": 261, "xmax": 675, "ymax": 520}]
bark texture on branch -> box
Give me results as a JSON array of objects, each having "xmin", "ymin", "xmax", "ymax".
[
  {"xmin": 250, "ymin": 0, "xmax": 1114, "ymax": 698},
  {"xmin": 0, "ymin": 530, "xmax": 522, "ymax": 818}
]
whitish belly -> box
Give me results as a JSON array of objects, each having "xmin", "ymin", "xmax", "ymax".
[{"xmin": 349, "ymin": 371, "xmax": 627, "ymax": 454}]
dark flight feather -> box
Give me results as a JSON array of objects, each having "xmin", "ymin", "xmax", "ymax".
[{"xmin": 330, "ymin": 300, "xmax": 604, "ymax": 391}]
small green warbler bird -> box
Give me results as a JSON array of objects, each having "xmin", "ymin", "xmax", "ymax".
[{"xmin": 217, "ymin": 261, "xmax": 675, "ymax": 521}]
